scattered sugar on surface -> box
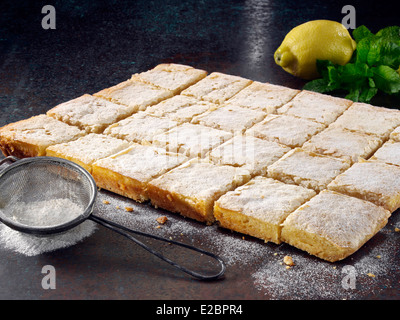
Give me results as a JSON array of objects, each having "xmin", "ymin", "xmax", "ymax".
[
  {"xmin": 0, "ymin": 197, "xmax": 96, "ymax": 256},
  {"xmin": 96, "ymin": 191, "xmax": 269, "ymax": 266},
  {"xmin": 79, "ymin": 191, "xmax": 400, "ymax": 299},
  {"xmin": 252, "ymin": 224, "xmax": 399, "ymax": 300},
  {"xmin": 0, "ymin": 220, "xmax": 96, "ymax": 256}
]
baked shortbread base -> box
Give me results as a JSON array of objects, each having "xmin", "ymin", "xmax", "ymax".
[
  {"xmin": 132, "ymin": 63, "xmax": 207, "ymax": 94},
  {"xmin": 103, "ymin": 112, "xmax": 179, "ymax": 144},
  {"xmin": 0, "ymin": 114, "xmax": 84, "ymax": 158},
  {"xmin": 327, "ymin": 159, "xmax": 400, "ymax": 212},
  {"xmin": 267, "ymin": 148, "xmax": 351, "ymax": 192},
  {"xmin": 302, "ymin": 126, "xmax": 383, "ymax": 164},
  {"xmin": 191, "ymin": 103, "xmax": 266, "ymax": 134},
  {"xmin": 152, "ymin": 122, "xmax": 233, "ymax": 158},
  {"xmin": 181, "ymin": 72, "xmax": 252, "ymax": 104},
  {"xmin": 147, "ymin": 159, "xmax": 251, "ymax": 223},
  {"xmin": 369, "ymin": 139, "xmax": 400, "ymax": 167},
  {"xmin": 226, "ymin": 81, "xmax": 300, "ymax": 114},
  {"xmin": 45, "ymin": 133, "xmax": 131, "ymax": 173},
  {"xmin": 94, "ymin": 78, "xmax": 174, "ymax": 112},
  {"xmin": 389, "ymin": 125, "xmax": 400, "ymax": 141},
  {"xmin": 47, "ymin": 94, "xmax": 134, "ymax": 134},
  {"xmin": 207, "ymin": 134, "xmax": 291, "ymax": 176},
  {"xmin": 246, "ymin": 114, "xmax": 326, "ymax": 148},
  {"xmin": 281, "ymin": 190, "xmax": 390, "ymax": 262},
  {"xmin": 92, "ymin": 143, "xmax": 188, "ymax": 202},
  {"xmin": 277, "ymin": 90, "xmax": 352, "ymax": 125},
  {"xmin": 330, "ymin": 102, "xmax": 400, "ymax": 139},
  {"xmin": 214, "ymin": 177, "xmax": 316, "ymax": 244},
  {"xmin": 144, "ymin": 95, "xmax": 217, "ymax": 124}
]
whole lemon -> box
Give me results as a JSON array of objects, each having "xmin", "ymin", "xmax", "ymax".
[{"xmin": 274, "ymin": 20, "xmax": 357, "ymax": 80}]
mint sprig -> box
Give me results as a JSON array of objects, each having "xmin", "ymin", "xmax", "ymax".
[{"xmin": 304, "ymin": 25, "xmax": 400, "ymax": 103}]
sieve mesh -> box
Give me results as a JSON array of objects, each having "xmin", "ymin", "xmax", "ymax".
[
  {"xmin": 0, "ymin": 157, "xmax": 96, "ymax": 233},
  {"xmin": 0, "ymin": 157, "xmax": 226, "ymax": 280}
]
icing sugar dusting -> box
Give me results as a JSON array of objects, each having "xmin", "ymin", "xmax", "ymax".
[
  {"xmin": 0, "ymin": 220, "xmax": 96, "ymax": 256},
  {"xmin": 96, "ymin": 191, "xmax": 400, "ymax": 299}
]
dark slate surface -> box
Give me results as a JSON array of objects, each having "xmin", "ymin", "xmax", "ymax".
[{"xmin": 0, "ymin": 0, "xmax": 399, "ymax": 300}]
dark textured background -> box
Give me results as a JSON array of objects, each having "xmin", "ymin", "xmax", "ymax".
[
  {"xmin": 1, "ymin": 0, "xmax": 399, "ymax": 128},
  {"xmin": 0, "ymin": 0, "xmax": 399, "ymax": 300}
]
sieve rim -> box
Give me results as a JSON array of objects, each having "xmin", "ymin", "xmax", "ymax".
[{"xmin": 0, "ymin": 156, "xmax": 98, "ymax": 235}]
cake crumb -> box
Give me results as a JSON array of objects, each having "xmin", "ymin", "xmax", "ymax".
[
  {"xmin": 116, "ymin": 205, "xmax": 120, "ymax": 209},
  {"xmin": 155, "ymin": 225, "xmax": 161, "ymax": 229},
  {"xmin": 125, "ymin": 207, "xmax": 134, "ymax": 212},
  {"xmin": 376, "ymin": 255, "xmax": 381, "ymax": 259},
  {"xmin": 367, "ymin": 273, "xmax": 376, "ymax": 278},
  {"xmin": 102, "ymin": 200, "xmax": 110, "ymax": 204},
  {"xmin": 156, "ymin": 216, "xmax": 168, "ymax": 224},
  {"xmin": 395, "ymin": 227, "xmax": 400, "ymax": 232},
  {"xmin": 283, "ymin": 255, "xmax": 295, "ymax": 266}
]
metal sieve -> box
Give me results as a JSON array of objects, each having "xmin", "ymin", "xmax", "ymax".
[{"xmin": 0, "ymin": 156, "xmax": 226, "ymax": 281}]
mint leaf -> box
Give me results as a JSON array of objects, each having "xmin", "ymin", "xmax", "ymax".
[
  {"xmin": 316, "ymin": 59, "xmax": 335, "ymax": 79},
  {"xmin": 366, "ymin": 40, "xmax": 381, "ymax": 66},
  {"xmin": 356, "ymin": 37, "xmax": 372, "ymax": 64},
  {"xmin": 378, "ymin": 40, "xmax": 400, "ymax": 69},
  {"xmin": 359, "ymin": 87, "xmax": 378, "ymax": 102},
  {"xmin": 369, "ymin": 77, "xmax": 376, "ymax": 87},
  {"xmin": 303, "ymin": 25, "xmax": 400, "ymax": 104},
  {"xmin": 372, "ymin": 65, "xmax": 400, "ymax": 94},
  {"xmin": 375, "ymin": 26, "xmax": 400, "ymax": 42},
  {"xmin": 345, "ymin": 88, "xmax": 360, "ymax": 101},
  {"xmin": 327, "ymin": 65, "xmax": 339, "ymax": 84},
  {"xmin": 353, "ymin": 25, "xmax": 373, "ymax": 42},
  {"xmin": 339, "ymin": 63, "xmax": 372, "ymax": 83},
  {"xmin": 303, "ymin": 78, "xmax": 337, "ymax": 93},
  {"xmin": 355, "ymin": 62, "xmax": 373, "ymax": 77}
]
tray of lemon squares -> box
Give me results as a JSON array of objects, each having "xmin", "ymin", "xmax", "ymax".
[{"xmin": 1, "ymin": 63, "xmax": 400, "ymax": 263}]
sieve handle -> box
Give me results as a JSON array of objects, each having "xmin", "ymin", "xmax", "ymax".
[
  {"xmin": 0, "ymin": 156, "xmax": 19, "ymax": 168},
  {"xmin": 89, "ymin": 214, "xmax": 226, "ymax": 281}
]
